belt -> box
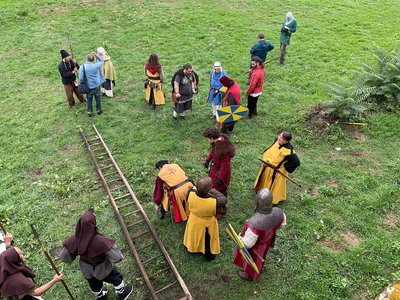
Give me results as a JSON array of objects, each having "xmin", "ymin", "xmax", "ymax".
[{"xmin": 169, "ymin": 179, "xmax": 191, "ymax": 190}]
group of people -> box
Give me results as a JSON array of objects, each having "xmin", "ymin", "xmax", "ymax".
[
  {"xmin": 152, "ymin": 125, "xmax": 300, "ymax": 280},
  {"xmin": 0, "ymin": 210, "xmax": 133, "ymax": 300},
  {"xmin": 58, "ymin": 47, "xmax": 116, "ymax": 116},
  {"xmin": 58, "ymin": 12, "xmax": 296, "ymax": 127}
]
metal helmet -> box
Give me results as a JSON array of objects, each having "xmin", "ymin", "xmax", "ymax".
[{"xmin": 255, "ymin": 188, "xmax": 273, "ymax": 214}]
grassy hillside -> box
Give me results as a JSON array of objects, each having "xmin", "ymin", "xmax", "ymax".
[{"xmin": 0, "ymin": 0, "xmax": 399, "ymax": 299}]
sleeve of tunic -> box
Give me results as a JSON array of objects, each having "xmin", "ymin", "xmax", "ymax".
[
  {"xmin": 59, "ymin": 246, "xmax": 77, "ymax": 263},
  {"xmin": 240, "ymin": 227, "xmax": 259, "ymax": 249},
  {"xmin": 227, "ymin": 93, "xmax": 237, "ymax": 106},
  {"xmin": 284, "ymin": 153, "xmax": 300, "ymax": 173},
  {"xmin": 208, "ymin": 188, "xmax": 227, "ymax": 208},
  {"xmin": 153, "ymin": 177, "xmax": 164, "ymax": 205},
  {"xmin": 106, "ymin": 245, "xmax": 124, "ymax": 264},
  {"xmin": 246, "ymin": 72, "xmax": 257, "ymax": 96}
]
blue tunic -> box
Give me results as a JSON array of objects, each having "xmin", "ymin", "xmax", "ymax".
[{"xmin": 207, "ymin": 70, "xmax": 227, "ymax": 105}]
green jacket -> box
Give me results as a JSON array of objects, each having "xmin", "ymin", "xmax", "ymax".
[{"xmin": 280, "ymin": 19, "xmax": 297, "ymax": 45}]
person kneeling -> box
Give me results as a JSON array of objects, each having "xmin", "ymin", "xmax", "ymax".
[{"xmin": 183, "ymin": 177, "xmax": 227, "ymax": 261}]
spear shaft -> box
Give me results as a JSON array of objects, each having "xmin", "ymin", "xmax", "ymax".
[
  {"xmin": 30, "ymin": 225, "xmax": 75, "ymax": 300},
  {"xmin": 258, "ymin": 158, "xmax": 302, "ymax": 188},
  {"xmin": 0, "ymin": 223, "xmax": 6, "ymax": 234}
]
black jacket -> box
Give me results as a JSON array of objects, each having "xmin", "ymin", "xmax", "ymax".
[{"xmin": 58, "ymin": 60, "xmax": 80, "ymax": 84}]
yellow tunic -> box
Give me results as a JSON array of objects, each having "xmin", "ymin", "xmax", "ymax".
[
  {"xmin": 183, "ymin": 190, "xmax": 220, "ymax": 254},
  {"xmin": 145, "ymin": 68, "xmax": 165, "ymax": 105},
  {"xmin": 158, "ymin": 164, "xmax": 192, "ymax": 221},
  {"xmin": 254, "ymin": 141, "xmax": 292, "ymax": 204}
]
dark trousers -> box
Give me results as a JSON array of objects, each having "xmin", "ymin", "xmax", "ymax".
[
  {"xmin": 87, "ymin": 268, "xmax": 123, "ymax": 293},
  {"xmin": 221, "ymin": 121, "xmax": 235, "ymax": 133},
  {"xmin": 247, "ymin": 95, "xmax": 259, "ymax": 117},
  {"xmin": 64, "ymin": 82, "xmax": 85, "ymax": 107},
  {"xmin": 280, "ymin": 43, "xmax": 287, "ymax": 65},
  {"xmin": 87, "ymin": 86, "xmax": 102, "ymax": 114},
  {"xmin": 204, "ymin": 228, "xmax": 216, "ymax": 261}
]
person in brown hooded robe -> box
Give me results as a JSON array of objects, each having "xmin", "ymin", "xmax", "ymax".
[
  {"xmin": 203, "ymin": 127, "xmax": 235, "ymax": 196},
  {"xmin": 0, "ymin": 247, "xmax": 63, "ymax": 300},
  {"xmin": 59, "ymin": 209, "xmax": 133, "ymax": 300}
]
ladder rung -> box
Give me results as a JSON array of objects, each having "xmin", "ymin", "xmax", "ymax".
[
  {"xmin": 122, "ymin": 211, "xmax": 140, "ymax": 218},
  {"xmin": 137, "ymin": 241, "xmax": 156, "ymax": 252},
  {"xmin": 126, "ymin": 219, "xmax": 146, "ymax": 228},
  {"xmin": 113, "ymin": 193, "xmax": 130, "ymax": 201},
  {"xmin": 131, "ymin": 230, "xmax": 151, "ymax": 240},
  {"xmin": 96, "ymin": 152, "xmax": 108, "ymax": 157},
  {"xmin": 87, "ymin": 138, "xmax": 99, "ymax": 142},
  {"xmin": 89, "ymin": 142, "xmax": 102, "ymax": 146},
  {"xmin": 148, "ymin": 266, "xmax": 171, "ymax": 279},
  {"xmin": 155, "ymin": 281, "xmax": 177, "ymax": 294},
  {"xmin": 118, "ymin": 203, "xmax": 134, "ymax": 209},
  {"xmin": 103, "ymin": 172, "xmax": 118, "ymax": 177},
  {"xmin": 142, "ymin": 253, "xmax": 163, "ymax": 265},
  {"xmin": 111, "ymin": 186, "xmax": 125, "ymax": 192},
  {"xmin": 102, "ymin": 165, "xmax": 114, "ymax": 170},
  {"xmin": 107, "ymin": 178, "xmax": 122, "ymax": 184}
]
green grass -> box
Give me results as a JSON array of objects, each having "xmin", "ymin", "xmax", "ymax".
[{"xmin": 1, "ymin": 0, "xmax": 400, "ymax": 299}]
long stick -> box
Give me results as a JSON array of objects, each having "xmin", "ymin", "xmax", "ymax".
[
  {"xmin": 0, "ymin": 223, "xmax": 7, "ymax": 234},
  {"xmin": 30, "ymin": 225, "xmax": 75, "ymax": 300},
  {"xmin": 258, "ymin": 158, "xmax": 302, "ymax": 188},
  {"xmin": 243, "ymin": 57, "xmax": 280, "ymax": 75}
]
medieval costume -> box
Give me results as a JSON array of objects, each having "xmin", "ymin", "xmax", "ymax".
[
  {"xmin": 219, "ymin": 76, "xmax": 241, "ymax": 134},
  {"xmin": 234, "ymin": 188, "xmax": 286, "ymax": 281},
  {"xmin": 59, "ymin": 210, "xmax": 133, "ymax": 300},
  {"xmin": 205, "ymin": 134, "xmax": 235, "ymax": 196},
  {"xmin": 250, "ymin": 37, "xmax": 274, "ymax": 62},
  {"xmin": 183, "ymin": 186, "xmax": 226, "ymax": 260},
  {"xmin": 254, "ymin": 137, "xmax": 300, "ymax": 204},
  {"xmin": 246, "ymin": 61, "xmax": 265, "ymax": 118},
  {"xmin": 279, "ymin": 12, "xmax": 297, "ymax": 66},
  {"xmin": 97, "ymin": 47, "xmax": 116, "ymax": 98},
  {"xmin": 207, "ymin": 62, "xmax": 227, "ymax": 123},
  {"xmin": 58, "ymin": 49, "xmax": 85, "ymax": 108},
  {"xmin": 0, "ymin": 247, "xmax": 62, "ymax": 300},
  {"xmin": 172, "ymin": 66, "xmax": 198, "ymax": 119},
  {"xmin": 145, "ymin": 64, "xmax": 165, "ymax": 107},
  {"xmin": 153, "ymin": 163, "xmax": 194, "ymax": 223}
]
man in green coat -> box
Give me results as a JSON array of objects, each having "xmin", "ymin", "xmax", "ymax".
[{"xmin": 279, "ymin": 12, "xmax": 297, "ymax": 66}]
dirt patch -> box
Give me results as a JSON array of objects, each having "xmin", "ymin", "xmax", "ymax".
[
  {"xmin": 347, "ymin": 127, "xmax": 368, "ymax": 141},
  {"xmin": 60, "ymin": 144, "xmax": 80, "ymax": 154},
  {"xmin": 26, "ymin": 167, "xmax": 43, "ymax": 176},
  {"xmin": 322, "ymin": 239, "xmax": 346, "ymax": 251},
  {"xmin": 352, "ymin": 284, "xmax": 369, "ymax": 300},
  {"xmin": 327, "ymin": 179, "xmax": 339, "ymax": 188},
  {"xmin": 38, "ymin": 6, "xmax": 68, "ymax": 14},
  {"xmin": 309, "ymin": 186, "xmax": 320, "ymax": 198},
  {"xmin": 383, "ymin": 214, "xmax": 398, "ymax": 230},
  {"xmin": 305, "ymin": 103, "xmax": 336, "ymax": 130},
  {"xmin": 189, "ymin": 282, "xmax": 210, "ymax": 299},
  {"xmin": 341, "ymin": 231, "xmax": 360, "ymax": 247},
  {"xmin": 213, "ymin": 269, "xmax": 231, "ymax": 283},
  {"xmin": 322, "ymin": 231, "xmax": 360, "ymax": 251}
]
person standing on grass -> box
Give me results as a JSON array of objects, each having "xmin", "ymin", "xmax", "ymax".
[
  {"xmin": 79, "ymin": 52, "xmax": 105, "ymax": 117},
  {"xmin": 58, "ymin": 49, "xmax": 86, "ymax": 108},
  {"xmin": 153, "ymin": 160, "xmax": 194, "ymax": 222},
  {"xmin": 183, "ymin": 177, "xmax": 227, "ymax": 261},
  {"xmin": 254, "ymin": 131, "xmax": 300, "ymax": 205},
  {"xmin": 144, "ymin": 53, "xmax": 165, "ymax": 108},
  {"xmin": 203, "ymin": 127, "xmax": 235, "ymax": 196},
  {"xmin": 0, "ymin": 247, "xmax": 64, "ymax": 299},
  {"xmin": 279, "ymin": 12, "xmax": 297, "ymax": 66},
  {"xmin": 171, "ymin": 64, "xmax": 198, "ymax": 120},
  {"xmin": 96, "ymin": 47, "xmax": 116, "ymax": 98},
  {"xmin": 246, "ymin": 56, "xmax": 265, "ymax": 118},
  {"xmin": 250, "ymin": 32, "xmax": 275, "ymax": 63},
  {"xmin": 219, "ymin": 75, "xmax": 241, "ymax": 134},
  {"xmin": 59, "ymin": 209, "xmax": 133, "ymax": 300},
  {"xmin": 207, "ymin": 62, "xmax": 227, "ymax": 126},
  {"xmin": 234, "ymin": 188, "xmax": 286, "ymax": 281}
]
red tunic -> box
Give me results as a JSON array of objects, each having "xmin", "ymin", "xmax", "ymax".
[
  {"xmin": 206, "ymin": 136, "xmax": 235, "ymax": 192},
  {"xmin": 224, "ymin": 82, "xmax": 241, "ymax": 106},
  {"xmin": 233, "ymin": 217, "xmax": 284, "ymax": 281}
]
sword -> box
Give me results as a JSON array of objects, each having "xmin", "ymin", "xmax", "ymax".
[{"xmin": 30, "ymin": 224, "xmax": 75, "ymax": 300}]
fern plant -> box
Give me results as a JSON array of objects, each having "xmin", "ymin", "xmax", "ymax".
[
  {"xmin": 325, "ymin": 84, "xmax": 368, "ymax": 121},
  {"xmin": 354, "ymin": 48, "xmax": 400, "ymax": 109}
]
